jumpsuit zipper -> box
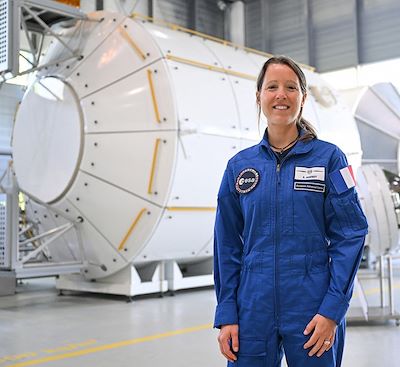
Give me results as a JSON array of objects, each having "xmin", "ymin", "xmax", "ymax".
[
  {"xmin": 274, "ymin": 154, "xmax": 293, "ymax": 328},
  {"xmin": 275, "ymin": 162, "xmax": 281, "ymax": 326}
]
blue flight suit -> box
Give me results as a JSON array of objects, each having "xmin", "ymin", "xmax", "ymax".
[{"xmin": 213, "ymin": 129, "xmax": 368, "ymax": 366}]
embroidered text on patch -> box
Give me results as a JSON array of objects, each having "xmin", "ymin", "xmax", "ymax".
[
  {"xmin": 295, "ymin": 167, "xmax": 325, "ymax": 181},
  {"xmin": 235, "ymin": 168, "xmax": 260, "ymax": 194},
  {"xmin": 294, "ymin": 181, "xmax": 326, "ymax": 193}
]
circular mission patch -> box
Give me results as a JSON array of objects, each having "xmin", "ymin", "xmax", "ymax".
[{"xmin": 235, "ymin": 168, "xmax": 260, "ymax": 194}]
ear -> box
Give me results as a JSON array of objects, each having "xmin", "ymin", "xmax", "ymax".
[{"xmin": 301, "ymin": 92, "xmax": 307, "ymax": 107}]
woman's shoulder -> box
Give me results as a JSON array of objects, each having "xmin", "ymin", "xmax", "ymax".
[
  {"xmin": 311, "ymin": 137, "xmax": 345, "ymax": 158},
  {"xmin": 228, "ymin": 143, "xmax": 262, "ymax": 166}
]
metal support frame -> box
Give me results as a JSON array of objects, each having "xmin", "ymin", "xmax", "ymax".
[
  {"xmin": 260, "ymin": 0, "xmax": 270, "ymax": 53},
  {"xmin": 20, "ymin": 222, "xmax": 75, "ymax": 263},
  {"xmin": 96, "ymin": 0, "xmax": 104, "ymax": 11},
  {"xmin": 348, "ymin": 253, "xmax": 400, "ymax": 325},
  {"xmin": 22, "ymin": 5, "xmax": 76, "ymax": 55},
  {"xmin": 354, "ymin": 0, "xmax": 361, "ymax": 65},
  {"xmin": 0, "ymin": 160, "xmax": 83, "ymax": 284},
  {"xmin": 305, "ymin": 0, "xmax": 315, "ymax": 67},
  {"xmin": 0, "ymin": 0, "xmax": 88, "ymax": 84},
  {"xmin": 188, "ymin": 0, "xmax": 198, "ymax": 31}
]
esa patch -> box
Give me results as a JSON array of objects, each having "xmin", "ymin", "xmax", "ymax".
[
  {"xmin": 294, "ymin": 181, "xmax": 326, "ymax": 193},
  {"xmin": 235, "ymin": 168, "xmax": 259, "ymax": 194}
]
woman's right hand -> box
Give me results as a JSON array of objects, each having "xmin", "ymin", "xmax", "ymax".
[{"xmin": 217, "ymin": 324, "xmax": 239, "ymax": 362}]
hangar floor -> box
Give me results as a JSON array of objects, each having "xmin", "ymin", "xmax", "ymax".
[{"xmin": 0, "ymin": 269, "xmax": 399, "ymax": 367}]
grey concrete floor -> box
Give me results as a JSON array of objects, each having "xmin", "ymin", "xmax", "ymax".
[{"xmin": 0, "ymin": 272, "xmax": 399, "ymax": 367}]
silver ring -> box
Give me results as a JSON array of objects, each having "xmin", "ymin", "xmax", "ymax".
[{"xmin": 324, "ymin": 340, "xmax": 331, "ymax": 345}]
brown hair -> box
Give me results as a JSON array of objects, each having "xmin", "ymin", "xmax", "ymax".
[{"xmin": 256, "ymin": 55, "xmax": 317, "ymax": 141}]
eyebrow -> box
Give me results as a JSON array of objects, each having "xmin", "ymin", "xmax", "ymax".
[{"xmin": 266, "ymin": 79, "xmax": 298, "ymax": 84}]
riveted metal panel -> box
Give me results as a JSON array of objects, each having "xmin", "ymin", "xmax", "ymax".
[
  {"xmin": 268, "ymin": 0, "xmax": 308, "ymax": 64},
  {"xmin": 245, "ymin": 0, "xmax": 400, "ymax": 72},
  {"xmin": 195, "ymin": 0, "xmax": 224, "ymax": 39},
  {"xmin": 154, "ymin": 0, "xmax": 190, "ymax": 27},
  {"xmin": 359, "ymin": 0, "xmax": 400, "ymax": 64},
  {"xmin": 245, "ymin": 0, "xmax": 263, "ymax": 51},
  {"xmin": 311, "ymin": 0, "xmax": 358, "ymax": 72}
]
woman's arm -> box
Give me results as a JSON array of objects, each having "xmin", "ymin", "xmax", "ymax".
[
  {"xmin": 318, "ymin": 147, "xmax": 368, "ymax": 324},
  {"xmin": 214, "ymin": 165, "xmax": 244, "ymax": 328}
]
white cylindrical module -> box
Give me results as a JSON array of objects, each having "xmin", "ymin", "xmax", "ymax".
[{"xmin": 12, "ymin": 12, "xmax": 363, "ymax": 282}]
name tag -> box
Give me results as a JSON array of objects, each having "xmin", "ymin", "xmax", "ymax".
[
  {"xmin": 295, "ymin": 166, "xmax": 325, "ymax": 181},
  {"xmin": 294, "ymin": 181, "xmax": 326, "ymax": 193}
]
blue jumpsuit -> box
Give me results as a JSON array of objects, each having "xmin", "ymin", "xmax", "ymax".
[{"xmin": 213, "ymin": 129, "xmax": 368, "ymax": 367}]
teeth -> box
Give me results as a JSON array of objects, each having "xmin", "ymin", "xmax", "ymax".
[{"xmin": 274, "ymin": 106, "xmax": 289, "ymax": 110}]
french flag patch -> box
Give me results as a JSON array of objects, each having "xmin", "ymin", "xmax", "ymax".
[{"xmin": 329, "ymin": 166, "xmax": 356, "ymax": 194}]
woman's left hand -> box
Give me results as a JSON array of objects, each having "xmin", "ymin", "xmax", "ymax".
[{"xmin": 303, "ymin": 314, "xmax": 337, "ymax": 357}]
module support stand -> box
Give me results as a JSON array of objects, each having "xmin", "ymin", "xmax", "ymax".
[{"xmin": 348, "ymin": 253, "xmax": 400, "ymax": 325}]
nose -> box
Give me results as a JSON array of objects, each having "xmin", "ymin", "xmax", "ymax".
[
  {"xmin": 276, "ymin": 91, "xmax": 287, "ymax": 99},
  {"xmin": 275, "ymin": 87, "xmax": 287, "ymax": 99}
]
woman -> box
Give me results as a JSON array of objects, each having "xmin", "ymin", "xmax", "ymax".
[{"xmin": 213, "ymin": 56, "xmax": 368, "ymax": 367}]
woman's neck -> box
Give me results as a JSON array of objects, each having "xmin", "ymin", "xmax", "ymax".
[{"xmin": 267, "ymin": 124, "xmax": 299, "ymax": 151}]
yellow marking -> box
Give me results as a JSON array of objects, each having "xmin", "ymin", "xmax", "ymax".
[
  {"xmin": 131, "ymin": 13, "xmax": 315, "ymax": 71},
  {"xmin": 357, "ymin": 282, "xmax": 400, "ymax": 296},
  {"xmin": 5, "ymin": 324, "xmax": 213, "ymax": 367},
  {"xmin": 119, "ymin": 26, "xmax": 146, "ymax": 60},
  {"xmin": 0, "ymin": 353, "xmax": 38, "ymax": 364},
  {"xmin": 148, "ymin": 138, "xmax": 161, "ymax": 194},
  {"xmin": 166, "ymin": 207, "xmax": 216, "ymax": 212},
  {"xmin": 118, "ymin": 208, "xmax": 147, "ymax": 251},
  {"xmin": 42, "ymin": 340, "xmax": 97, "ymax": 354},
  {"xmin": 166, "ymin": 54, "xmax": 256, "ymax": 81},
  {"xmin": 147, "ymin": 69, "xmax": 161, "ymax": 123}
]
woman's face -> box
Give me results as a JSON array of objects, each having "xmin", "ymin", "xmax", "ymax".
[{"xmin": 258, "ymin": 64, "xmax": 306, "ymax": 127}]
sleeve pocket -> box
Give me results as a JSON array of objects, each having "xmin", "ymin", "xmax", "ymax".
[{"xmin": 334, "ymin": 196, "xmax": 368, "ymax": 236}]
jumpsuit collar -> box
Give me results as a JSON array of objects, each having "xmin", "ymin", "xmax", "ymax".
[{"xmin": 259, "ymin": 127, "xmax": 315, "ymax": 159}]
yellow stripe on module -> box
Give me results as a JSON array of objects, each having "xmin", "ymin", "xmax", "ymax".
[
  {"xmin": 147, "ymin": 69, "xmax": 161, "ymax": 123},
  {"xmin": 148, "ymin": 138, "xmax": 161, "ymax": 194},
  {"xmin": 118, "ymin": 208, "xmax": 147, "ymax": 251},
  {"xmin": 5, "ymin": 324, "xmax": 213, "ymax": 367},
  {"xmin": 166, "ymin": 207, "xmax": 216, "ymax": 212},
  {"xmin": 119, "ymin": 25, "xmax": 146, "ymax": 60},
  {"xmin": 166, "ymin": 54, "xmax": 257, "ymax": 81},
  {"xmin": 130, "ymin": 13, "xmax": 315, "ymax": 72}
]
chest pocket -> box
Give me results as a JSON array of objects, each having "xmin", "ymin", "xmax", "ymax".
[{"xmin": 284, "ymin": 163, "xmax": 327, "ymax": 234}]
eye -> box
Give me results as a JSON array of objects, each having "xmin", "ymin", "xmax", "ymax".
[
  {"xmin": 266, "ymin": 85, "xmax": 277, "ymax": 90},
  {"xmin": 287, "ymin": 85, "xmax": 298, "ymax": 91}
]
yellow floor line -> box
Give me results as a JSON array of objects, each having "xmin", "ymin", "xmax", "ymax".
[
  {"xmin": 6, "ymin": 323, "xmax": 213, "ymax": 367},
  {"xmin": 356, "ymin": 282, "xmax": 400, "ymax": 296}
]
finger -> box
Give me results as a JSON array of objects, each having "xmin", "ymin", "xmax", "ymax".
[
  {"xmin": 218, "ymin": 334, "xmax": 234, "ymax": 362},
  {"xmin": 316, "ymin": 339, "xmax": 331, "ymax": 357},
  {"xmin": 308, "ymin": 339, "xmax": 324, "ymax": 357},
  {"xmin": 326, "ymin": 336, "xmax": 335, "ymax": 351},
  {"xmin": 218, "ymin": 336, "xmax": 225, "ymax": 355},
  {"xmin": 221, "ymin": 338, "xmax": 237, "ymax": 362},
  {"xmin": 316, "ymin": 344, "xmax": 328, "ymax": 358},
  {"xmin": 303, "ymin": 318, "xmax": 317, "ymax": 336},
  {"xmin": 231, "ymin": 330, "xmax": 239, "ymax": 353},
  {"xmin": 303, "ymin": 333, "xmax": 319, "ymax": 349}
]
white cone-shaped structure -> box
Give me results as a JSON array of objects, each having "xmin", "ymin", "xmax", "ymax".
[{"xmin": 341, "ymin": 82, "xmax": 400, "ymax": 175}]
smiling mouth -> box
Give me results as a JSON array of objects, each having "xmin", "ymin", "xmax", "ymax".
[{"xmin": 273, "ymin": 105, "xmax": 289, "ymax": 110}]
